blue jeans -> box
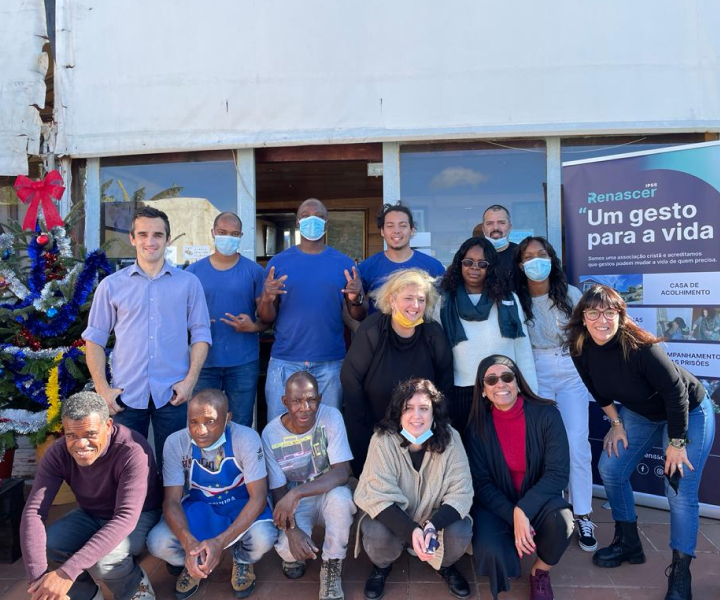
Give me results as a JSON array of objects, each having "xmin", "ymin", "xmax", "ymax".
[
  {"xmin": 147, "ymin": 516, "xmax": 278, "ymax": 566},
  {"xmin": 112, "ymin": 398, "xmax": 187, "ymax": 470},
  {"xmin": 598, "ymin": 396, "xmax": 715, "ymax": 556},
  {"xmin": 46, "ymin": 507, "xmax": 161, "ymax": 600},
  {"xmin": 265, "ymin": 357, "xmax": 343, "ymax": 422},
  {"xmin": 194, "ymin": 360, "xmax": 260, "ymax": 427}
]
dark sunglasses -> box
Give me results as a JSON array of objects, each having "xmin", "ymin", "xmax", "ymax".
[
  {"xmin": 483, "ymin": 372, "xmax": 516, "ymax": 386},
  {"xmin": 461, "ymin": 258, "xmax": 490, "ymax": 269}
]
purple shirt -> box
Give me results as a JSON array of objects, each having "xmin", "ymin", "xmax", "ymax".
[
  {"xmin": 20, "ymin": 425, "xmax": 163, "ymax": 582},
  {"xmin": 82, "ymin": 261, "xmax": 212, "ymax": 409}
]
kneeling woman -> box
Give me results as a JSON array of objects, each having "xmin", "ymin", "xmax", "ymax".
[
  {"xmin": 468, "ymin": 355, "xmax": 573, "ymax": 600},
  {"xmin": 354, "ymin": 378, "xmax": 474, "ymax": 599}
]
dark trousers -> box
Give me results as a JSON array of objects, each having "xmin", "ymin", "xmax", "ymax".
[{"xmin": 472, "ymin": 504, "xmax": 573, "ymax": 599}]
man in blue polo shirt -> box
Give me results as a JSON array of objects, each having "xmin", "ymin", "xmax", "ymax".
[
  {"xmin": 83, "ymin": 206, "xmax": 212, "ymax": 467},
  {"xmin": 186, "ymin": 212, "xmax": 267, "ymax": 427},
  {"xmin": 359, "ymin": 202, "xmax": 445, "ymax": 313},
  {"xmin": 258, "ymin": 198, "xmax": 367, "ymax": 421}
]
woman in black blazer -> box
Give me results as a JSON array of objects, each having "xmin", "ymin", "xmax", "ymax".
[{"xmin": 467, "ymin": 355, "xmax": 573, "ymax": 600}]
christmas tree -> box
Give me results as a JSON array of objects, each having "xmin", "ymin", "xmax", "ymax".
[{"xmin": 0, "ymin": 171, "xmax": 112, "ymax": 449}]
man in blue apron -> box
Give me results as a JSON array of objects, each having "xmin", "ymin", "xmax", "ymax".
[{"xmin": 147, "ymin": 389, "xmax": 277, "ymax": 599}]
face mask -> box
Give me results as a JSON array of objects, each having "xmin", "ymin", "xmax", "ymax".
[
  {"xmin": 392, "ymin": 310, "xmax": 424, "ymax": 329},
  {"xmin": 214, "ymin": 235, "xmax": 241, "ymax": 256},
  {"xmin": 400, "ymin": 427, "xmax": 434, "ymax": 445},
  {"xmin": 191, "ymin": 428, "xmax": 227, "ymax": 452},
  {"xmin": 487, "ymin": 236, "xmax": 508, "ymax": 250},
  {"xmin": 523, "ymin": 257, "xmax": 552, "ymax": 282},
  {"xmin": 298, "ymin": 216, "xmax": 326, "ymax": 241}
]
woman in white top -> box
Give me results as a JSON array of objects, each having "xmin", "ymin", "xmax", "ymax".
[
  {"xmin": 435, "ymin": 236, "xmax": 537, "ymax": 433},
  {"xmin": 515, "ymin": 235, "xmax": 597, "ymax": 553}
]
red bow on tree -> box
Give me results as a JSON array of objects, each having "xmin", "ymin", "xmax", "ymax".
[{"xmin": 13, "ymin": 170, "xmax": 66, "ymax": 230}]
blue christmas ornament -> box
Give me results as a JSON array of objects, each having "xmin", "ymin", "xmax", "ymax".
[
  {"xmin": 2, "ymin": 249, "xmax": 10, "ymax": 260},
  {"xmin": 47, "ymin": 307, "xmax": 58, "ymax": 317}
]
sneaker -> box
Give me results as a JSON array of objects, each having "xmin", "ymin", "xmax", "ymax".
[
  {"xmin": 319, "ymin": 558, "xmax": 344, "ymax": 600},
  {"xmin": 282, "ymin": 559, "xmax": 306, "ymax": 579},
  {"xmin": 437, "ymin": 565, "xmax": 471, "ymax": 599},
  {"xmin": 175, "ymin": 567, "xmax": 201, "ymax": 600},
  {"xmin": 529, "ymin": 568, "xmax": 554, "ymax": 600},
  {"xmin": 231, "ymin": 561, "xmax": 256, "ymax": 598},
  {"xmin": 576, "ymin": 516, "xmax": 598, "ymax": 552},
  {"xmin": 130, "ymin": 568, "xmax": 156, "ymax": 600}
]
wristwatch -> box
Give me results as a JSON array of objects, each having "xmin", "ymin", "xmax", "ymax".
[
  {"xmin": 350, "ymin": 292, "xmax": 365, "ymax": 306},
  {"xmin": 609, "ymin": 417, "xmax": 623, "ymax": 427},
  {"xmin": 668, "ymin": 438, "xmax": 687, "ymax": 450}
]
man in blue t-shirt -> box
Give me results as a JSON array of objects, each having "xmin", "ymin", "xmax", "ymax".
[
  {"xmin": 258, "ymin": 198, "xmax": 367, "ymax": 421},
  {"xmin": 359, "ymin": 201, "xmax": 446, "ymax": 313},
  {"xmin": 186, "ymin": 212, "xmax": 268, "ymax": 426}
]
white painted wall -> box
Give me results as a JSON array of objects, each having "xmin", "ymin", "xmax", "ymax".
[
  {"xmin": 54, "ymin": 0, "xmax": 720, "ymax": 158},
  {"xmin": 0, "ymin": 0, "xmax": 47, "ymax": 175}
]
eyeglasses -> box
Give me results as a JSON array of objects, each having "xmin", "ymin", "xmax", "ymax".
[
  {"xmin": 583, "ymin": 308, "xmax": 619, "ymax": 321},
  {"xmin": 483, "ymin": 372, "xmax": 516, "ymax": 386},
  {"xmin": 286, "ymin": 396, "xmax": 320, "ymax": 408},
  {"xmin": 461, "ymin": 259, "xmax": 490, "ymax": 269}
]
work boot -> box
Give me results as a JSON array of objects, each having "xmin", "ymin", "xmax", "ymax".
[
  {"xmin": 592, "ymin": 520, "xmax": 646, "ymax": 568},
  {"xmin": 665, "ymin": 550, "xmax": 693, "ymax": 600},
  {"xmin": 231, "ymin": 561, "xmax": 256, "ymax": 598},
  {"xmin": 175, "ymin": 567, "xmax": 201, "ymax": 600},
  {"xmin": 363, "ymin": 564, "xmax": 392, "ymax": 600},
  {"xmin": 319, "ymin": 558, "xmax": 344, "ymax": 600}
]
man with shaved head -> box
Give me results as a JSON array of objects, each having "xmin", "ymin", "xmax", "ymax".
[
  {"xmin": 186, "ymin": 212, "xmax": 268, "ymax": 426},
  {"xmin": 147, "ymin": 389, "xmax": 277, "ymax": 599},
  {"xmin": 262, "ymin": 371, "xmax": 355, "ymax": 600},
  {"xmin": 258, "ymin": 198, "xmax": 367, "ymax": 421}
]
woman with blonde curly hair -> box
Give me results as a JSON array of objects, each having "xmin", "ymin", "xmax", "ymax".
[{"xmin": 341, "ymin": 268, "xmax": 453, "ymax": 475}]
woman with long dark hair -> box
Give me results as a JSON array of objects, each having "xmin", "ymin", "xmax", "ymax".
[
  {"xmin": 515, "ymin": 236, "xmax": 596, "ymax": 552},
  {"xmin": 435, "ymin": 237, "xmax": 537, "ymax": 430},
  {"xmin": 467, "ymin": 355, "xmax": 572, "ymax": 600},
  {"xmin": 566, "ymin": 285, "xmax": 715, "ymax": 600},
  {"xmin": 354, "ymin": 378, "xmax": 473, "ymax": 600}
]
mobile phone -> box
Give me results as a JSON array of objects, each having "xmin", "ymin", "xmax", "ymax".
[
  {"xmin": 666, "ymin": 470, "xmax": 681, "ymax": 494},
  {"xmin": 426, "ymin": 537, "xmax": 440, "ymax": 554}
]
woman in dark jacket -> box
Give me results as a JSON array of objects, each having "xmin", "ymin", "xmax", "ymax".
[
  {"xmin": 341, "ymin": 268, "xmax": 453, "ymax": 476},
  {"xmin": 467, "ymin": 355, "xmax": 573, "ymax": 600},
  {"xmin": 566, "ymin": 284, "xmax": 715, "ymax": 600}
]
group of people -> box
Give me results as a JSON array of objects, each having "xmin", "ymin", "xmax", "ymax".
[{"xmin": 18, "ymin": 199, "xmax": 715, "ymax": 600}]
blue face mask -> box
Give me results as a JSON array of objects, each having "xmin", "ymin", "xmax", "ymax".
[
  {"xmin": 214, "ymin": 235, "xmax": 241, "ymax": 256},
  {"xmin": 523, "ymin": 257, "xmax": 552, "ymax": 282},
  {"xmin": 298, "ymin": 216, "xmax": 326, "ymax": 241},
  {"xmin": 487, "ymin": 236, "xmax": 508, "ymax": 250},
  {"xmin": 191, "ymin": 429, "xmax": 227, "ymax": 452},
  {"xmin": 400, "ymin": 427, "xmax": 434, "ymax": 445}
]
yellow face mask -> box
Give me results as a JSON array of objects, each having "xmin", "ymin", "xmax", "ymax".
[{"xmin": 392, "ymin": 309, "xmax": 424, "ymax": 329}]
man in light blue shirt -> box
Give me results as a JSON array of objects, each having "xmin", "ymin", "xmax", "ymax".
[
  {"xmin": 186, "ymin": 212, "xmax": 267, "ymax": 427},
  {"xmin": 83, "ymin": 206, "xmax": 212, "ymax": 466}
]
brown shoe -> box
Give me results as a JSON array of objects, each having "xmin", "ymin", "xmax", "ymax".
[
  {"xmin": 231, "ymin": 561, "xmax": 256, "ymax": 598},
  {"xmin": 175, "ymin": 567, "xmax": 201, "ymax": 600}
]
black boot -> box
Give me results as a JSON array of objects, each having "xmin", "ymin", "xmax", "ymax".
[
  {"xmin": 665, "ymin": 550, "xmax": 693, "ymax": 600},
  {"xmin": 592, "ymin": 520, "xmax": 646, "ymax": 568},
  {"xmin": 364, "ymin": 564, "xmax": 392, "ymax": 600}
]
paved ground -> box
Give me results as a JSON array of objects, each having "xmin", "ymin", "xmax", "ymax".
[{"xmin": 2, "ymin": 498, "xmax": 719, "ymax": 599}]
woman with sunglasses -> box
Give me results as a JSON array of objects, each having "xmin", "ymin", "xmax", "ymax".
[
  {"xmin": 515, "ymin": 236, "xmax": 597, "ymax": 552},
  {"xmin": 566, "ymin": 284, "xmax": 715, "ymax": 600},
  {"xmin": 435, "ymin": 237, "xmax": 537, "ymax": 431},
  {"xmin": 467, "ymin": 355, "xmax": 572, "ymax": 600}
]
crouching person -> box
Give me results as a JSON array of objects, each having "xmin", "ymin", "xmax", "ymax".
[
  {"xmin": 262, "ymin": 371, "xmax": 356, "ymax": 600},
  {"xmin": 354, "ymin": 378, "xmax": 474, "ymax": 600},
  {"xmin": 20, "ymin": 391, "xmax": 162, "ymax": 600},
  {"xmin": 147, "ymin": 389, "xmax": 277, "ymax": 599}
]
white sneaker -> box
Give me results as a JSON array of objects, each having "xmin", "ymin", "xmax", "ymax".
[
  {"xmin": 576, "ymin": 516, "xmax": 598, "ymax": 552},
  {"xmin": 129, "ymin": 568, "xmax": 156, "ymax": 600}
]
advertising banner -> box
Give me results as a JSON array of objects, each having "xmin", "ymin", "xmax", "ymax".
[{"xmin": 563, "ymin": 141, "xmax": 720, "ymax": 513}]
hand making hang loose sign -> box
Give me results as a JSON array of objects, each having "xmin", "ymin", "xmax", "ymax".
[{"xmin": 341, "ymin": 266, "xmax": 363, "ymax": 303}]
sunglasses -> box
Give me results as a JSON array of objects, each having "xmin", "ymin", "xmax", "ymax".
[
  {"xmin": 461, "ymin": 258, "xmax": 490, "ymax": 269},
  {"xmin": 483, "ymin": 372, "xmax": 516, "ymax": 386},
  {"xmin": 583, "ymin": 308, "xmax": 619, "ymax": 321}
]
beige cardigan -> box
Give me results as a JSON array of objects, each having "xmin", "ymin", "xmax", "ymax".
[{"xmin": 353, "ymin": 427, "xmax": 473, "ymax": 569}]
